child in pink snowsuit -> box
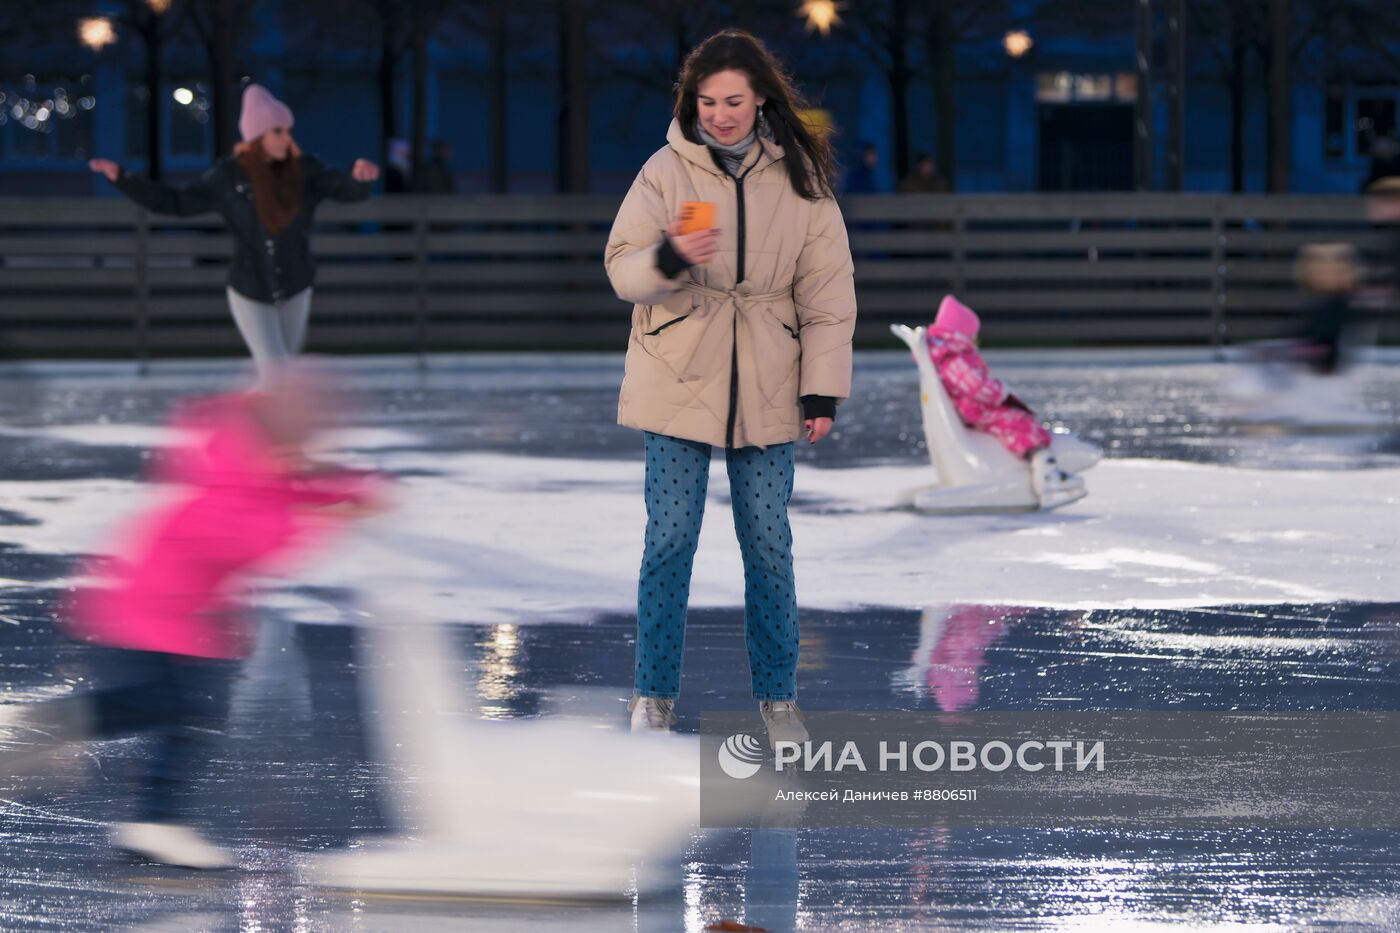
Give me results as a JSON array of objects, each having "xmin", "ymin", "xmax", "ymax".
[
  {"xmin": 69, "ymin": 372, "xmax": 382, "ymax": 658},
  {"xmin": 42, "ymin": 367, "xmax": 385, "ymax": 868},
  {"xmin": 925, "ymin": 295, "xmax": 1051, "ymax": 458}
]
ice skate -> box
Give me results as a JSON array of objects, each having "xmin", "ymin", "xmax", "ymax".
[
  {"xmin": 629, "ymin": 694, "xmax": 677, "ymax": 733},
  {"xmin": 1031, "ymin": 449, "xmax": 1087, "ymax": 509},
  {"xmin": 759, "ymin": 700, "xmax": 808, "ymax": 750},
  {"xmin": 110, "ymin": 822, "xmax": 235, "ymax": 870}
]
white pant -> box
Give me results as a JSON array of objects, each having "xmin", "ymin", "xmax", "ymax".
[{"xmin": 226, "ymin": 286, "xmax": 312, "ymax": 381}]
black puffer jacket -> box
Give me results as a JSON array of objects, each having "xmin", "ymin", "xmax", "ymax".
[{"xmin": 113, "ymin": 155, "xmax": 371, "ymax": 303}]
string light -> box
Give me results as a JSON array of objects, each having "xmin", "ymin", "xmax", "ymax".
[
  {"xmin": 78, "ymin": 16, "xmax": 118, "ymax": 51},
  {"xmin": 1004, "ymin": 30, "xmax": 1034, "ymax": 58},
  {"xmin": 798, "ymin": 0, "xmax": 844, "ymax": 36}
]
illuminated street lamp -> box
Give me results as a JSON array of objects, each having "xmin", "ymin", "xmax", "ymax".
[
  {"xmin": 78, "ymin": 16, "xmax": 118, "ymax": 51},
  {"xmin": 798, "ymin": 0, "xmax": 844, "ymax": 36},
  {"xmin": 1003, "ymin": 30, "xmax": 1034, "ymax": 59},
  {"xmin": 146, "ymin": 0, "xmax": 173, "ymax": 12}
]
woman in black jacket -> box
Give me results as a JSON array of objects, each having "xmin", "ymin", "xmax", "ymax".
[{"xmin": 90, "ymin": 84, "xmax": 380, "ymax": 379}]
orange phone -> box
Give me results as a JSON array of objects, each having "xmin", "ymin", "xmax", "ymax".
[{"xmin": 678, "ymin": 201, "xmax": 716, "ymax": 235}]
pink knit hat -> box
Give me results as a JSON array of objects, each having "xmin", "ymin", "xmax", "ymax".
[
  {"xmin": 930, "ymin": 294, "xmax": 981, "ymax": 338},
  {"xmin": 238, "ymin": 84, "xmax": 294, "ymax": 143}
]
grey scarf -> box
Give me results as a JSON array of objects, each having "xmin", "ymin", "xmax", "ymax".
[{"xmin": 695, "ymin": 120, "xmax": 759, "ymax": 177}]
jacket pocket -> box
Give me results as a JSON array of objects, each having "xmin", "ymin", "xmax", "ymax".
[
  {"xmin": 758, "ymin": 297, "xmax": 800, "ymax": 339},
  {"xmin": 645, "ymin": 313, "xmax": 690, "ymax": 337},
  {"xmin": 639, "ymin": 290, "xmax": 699, "ymax": 338}
]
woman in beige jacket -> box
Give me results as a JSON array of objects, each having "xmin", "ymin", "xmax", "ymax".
[{"xmin": 604, "ymin": 29, "xmax": 857, "ymax": 747}]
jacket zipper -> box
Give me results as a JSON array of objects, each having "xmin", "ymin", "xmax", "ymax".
[{"xmin": 726, "ymin": 161, "xmax": 755, "ymax": 449}]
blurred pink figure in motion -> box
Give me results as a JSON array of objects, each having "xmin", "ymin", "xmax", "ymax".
[
  {"xmin": 69, "ymin": 368, "xmax": 384, "ymax": 658},
  {"xmin": 15, "ymin": 365, "xmax": 388, "ymax": 869}
]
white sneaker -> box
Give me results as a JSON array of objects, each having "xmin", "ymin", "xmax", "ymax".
[
  {"xmin": 110, "ymin": 822, "xmax": 235, "ymax": 869},
  {"xmin": 759, "ymin": 701, "xmax": 809, "ymax": 750},
  {"xmin": 628, "ymin": 695, "xmax": 676, "ymax": 733},
  {"xmin": 1030, "ymin": 448, "xmax": 1060, "ymax": 500}
]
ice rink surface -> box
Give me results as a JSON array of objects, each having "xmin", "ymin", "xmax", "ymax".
[{"xmin": 2, "ymin": 349, "xmax": 1399, "ymax": 930}]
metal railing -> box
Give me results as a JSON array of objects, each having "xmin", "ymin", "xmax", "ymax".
[{"xmin": 0, "ymin": 193, "xmax": 1390, "ymax": 359}]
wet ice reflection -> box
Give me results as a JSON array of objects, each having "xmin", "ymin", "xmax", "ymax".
[
  {"xmin": 0, "ymin": 596, "xmax": 1395, "ymax": 927},
  {"xmin": 3, "ymin": 354, "xmax": 1400, "ymax": 927}
]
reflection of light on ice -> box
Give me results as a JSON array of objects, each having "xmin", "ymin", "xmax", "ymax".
[
  {"xmin": 476, "ymin": 622, "xmax": 521, "ymax": 718},
  {"xmin": 1099, "ymin": 628, "xmax": 1353, "ymax": 656}
]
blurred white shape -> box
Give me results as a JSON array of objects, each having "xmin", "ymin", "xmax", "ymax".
[
  {"xmin": 1219, "ymin": 343, "xmax": 1389, "ymax": 430},
  {"xmin": 300, "ymin": 593, "xmax": 709, "ymax": 900}
]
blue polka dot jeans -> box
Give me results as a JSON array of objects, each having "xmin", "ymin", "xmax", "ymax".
[{"xmin": 635, "ymin": 431, "xmax": 799, "ymax": 702}]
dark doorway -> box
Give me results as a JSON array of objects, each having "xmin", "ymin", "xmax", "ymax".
[{"xmin": 1038, "ymin": 104, "xmax": 1134, "ymax": 190}]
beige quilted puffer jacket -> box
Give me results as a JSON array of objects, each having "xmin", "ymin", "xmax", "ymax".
[{"xmin": 605, "ymin": 120, "xmax": 857, "ymax": 449}]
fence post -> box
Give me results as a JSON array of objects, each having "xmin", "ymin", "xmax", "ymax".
[
  {"xmin": 952, "ymin": 199, "xmax": 967, "ymax": 296},
  {"xmin": 414, "ymin": 198, "xmax": 429, "ymax": 370},
  {"xmin": 1209, "ymin": 198, "xmax": 1226, "ymax": 348},
  {"xmin": 135, "ymin": 207, "xmax": 150, "ymax": 374}
]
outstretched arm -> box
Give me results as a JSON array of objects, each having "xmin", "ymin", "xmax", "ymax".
[
  {"xmin": 90, "ymin": 158, "xmax": 220, "ymax": 216},
  {"xmin": 310, "ymin": 157, "xmax": 377, "ymax": 203}
]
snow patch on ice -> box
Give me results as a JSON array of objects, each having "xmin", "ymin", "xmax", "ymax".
[{"xmin": 1, "ymin": 451, "xmax": 1397, "ymax": 620}]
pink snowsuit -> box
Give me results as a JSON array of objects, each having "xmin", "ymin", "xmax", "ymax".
[
  {"xmin": 926, "ymin": 330, "xmax": 1051, "ymax": 458},
  {"xmin": 65, "ymin": 392, "xmax": 382, "ymax": 659}
]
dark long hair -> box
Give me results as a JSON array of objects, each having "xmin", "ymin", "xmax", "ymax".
[
  {"xmin": 674, "ymin": 29, "xmax": 836, "ymax": 201},
  {"xmin": 234, "ymin": 136, "xmax": 304, "ymax": 235}
]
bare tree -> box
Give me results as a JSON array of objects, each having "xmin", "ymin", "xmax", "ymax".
[
  {"xmin": 122, "ymin": 0, "xmax": 188, "ymax": 180},
  {"xmin": 916, "ymin": 0, "xmax": 1004, "ymax": 190},
  {"xmin": 182, "ymin": 0, "xmax": 259, "ymax": 156},
  {"xmin": 589, "ymin": 0, "xmax": 724, "ymax": 99},
  {"xmin": 487, "ymin": 0, "xmax": 507, "ymax": 192},
  {"xmin": 840, "ymin": 0, "xmax": 916, "ymax": 181},
  {"xmin": 1183, "ymin": 0, "xmax": 1364, "ymax": 192},
  {"xmin": 556, "ymin": 0, "xmax": 590, "ymax": 192},
  {"xmin": 278, "ymin": 0, "xmax": 408, "ymax": 172},
  {"xmin": 448, "ymin": 0, "xmax": 541, "ymax": 193}
]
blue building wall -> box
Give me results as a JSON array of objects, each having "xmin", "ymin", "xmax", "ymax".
[{"xmin": 1, "ymin": 8, "xmax": 1394, "ymax": 196}]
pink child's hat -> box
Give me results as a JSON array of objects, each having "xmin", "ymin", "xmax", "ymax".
[{"xmin": 930, "ymin": 294, "xmax": 981, "ymax": 339}]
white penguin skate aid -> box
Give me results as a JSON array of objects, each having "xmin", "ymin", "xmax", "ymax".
[
  {"xmin": 890, "ymin": 324, "xmax": 1099, "ymax": 514},
  {"xmin": 298, "ymin": 609, "xmax": 708, "ymax": 901}
]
